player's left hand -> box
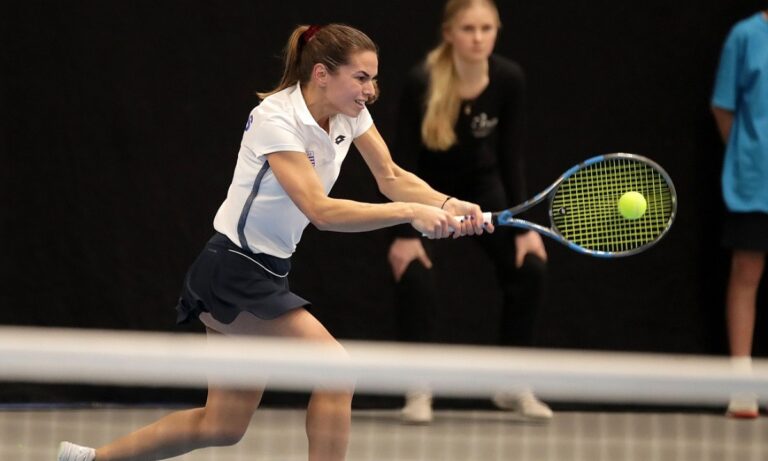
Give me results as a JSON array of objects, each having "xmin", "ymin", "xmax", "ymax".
[
  {"xmin": 514, "ymin": 230, "xmax": 547, "ymax": 267},
  {"xmin": 442, "ymin": 198, "xmax": 494, "ymax": 237}
]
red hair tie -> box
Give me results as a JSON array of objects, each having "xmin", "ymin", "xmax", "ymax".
[{"xmin": 302, "ymin": 25, "xmax": 322, "ymax": 44}]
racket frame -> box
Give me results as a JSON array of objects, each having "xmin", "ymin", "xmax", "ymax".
[{"xmin": 491, "ymin": 153, "xmax": 677, "ymax": 258}]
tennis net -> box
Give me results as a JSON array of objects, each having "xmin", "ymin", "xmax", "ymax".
[{"xmin": 1, "ymin": 326, "xmax": 766, "ymax": 461}]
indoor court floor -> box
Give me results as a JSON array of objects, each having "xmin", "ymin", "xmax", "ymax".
[{"xmin": 2, "ymin": 406, "xmax": 765, "ymax": 461}]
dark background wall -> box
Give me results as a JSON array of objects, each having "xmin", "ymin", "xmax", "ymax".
[{"xmin": 3, "ymin": 1, "xmax": 768, "ymax": 402}]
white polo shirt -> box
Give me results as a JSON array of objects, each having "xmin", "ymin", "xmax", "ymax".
[{"xmin": 213, "ymin": 83, "xmax": 374, "ymax": 258}]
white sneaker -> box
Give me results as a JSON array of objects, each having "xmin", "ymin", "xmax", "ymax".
[
  {"xmin": 58, "ymin": 442, "xmax": 95, "ymax": 461},
  {"xmin": 726, "ymin": 394, "xmax": 759, "ymax": 419},
  {"xmin": 492, "ymin": 390, "xmax": 553, "ymax": 421},
  {"xmin": 401, "ymin": 390, "xmax": 433, "ymax": 424}
]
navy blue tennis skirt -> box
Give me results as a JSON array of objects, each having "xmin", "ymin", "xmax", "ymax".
[
  {"xmin": 175, "ymin": 233, "xmax": 310, "ymax": 324},
  {"xmin": 722, "ymin": 211, "xmax": 768, "ymax": 251}
]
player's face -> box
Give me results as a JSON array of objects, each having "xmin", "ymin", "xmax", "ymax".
[
  {"xmin": 325, "ymin": 51, "xmax": 378, "ymax": 117},
  {"xmin": 444, "ymin": 4, "xmax": 498, "ymax": 63}
]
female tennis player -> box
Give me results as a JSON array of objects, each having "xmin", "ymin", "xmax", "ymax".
[
  {"xmin": 58, "ymin": 23, "xmax": 487, "ymax": 461},
  {"xmin": 388, "ymin": 0, "xmax": 552, "ymax": 423}
]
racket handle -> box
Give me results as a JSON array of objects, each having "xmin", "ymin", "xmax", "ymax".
[
  {"xmin": 480, "ymin": 211, "xmax": 494, "ymax": 225},
  {"xmin": 422, "ymin": 212, "xmax": 493, "ymax": 237},
  {"xmin": 454, "ymin": 211, "xmax": 493, "ymax": 227}
]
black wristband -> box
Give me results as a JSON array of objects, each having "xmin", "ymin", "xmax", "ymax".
[{"xmin": 440, "ymin": 196, "xmax": 453, "ymax": 209}]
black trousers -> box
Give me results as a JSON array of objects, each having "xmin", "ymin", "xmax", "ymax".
[{"xmin": 394, "ymin": 228, "xmax": 546, "ymax": 347}]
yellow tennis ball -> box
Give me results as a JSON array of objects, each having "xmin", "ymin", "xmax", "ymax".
[{"xmin": 618, "ymin": 191, "xmax": 647, "ymax": 219}]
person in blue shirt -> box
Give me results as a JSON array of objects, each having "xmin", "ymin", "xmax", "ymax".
[{"xmin": 711, "ymin": 8, "xmax": 768, "ymax": 419}]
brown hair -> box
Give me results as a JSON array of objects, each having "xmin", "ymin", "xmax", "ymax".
[
  {"xmin": 421, "ymin": 0, "xmax": 500, "ymax": 150},
  {"xmin": 258, "ymin": 24, "xmax": 379, "ymax": 102}
]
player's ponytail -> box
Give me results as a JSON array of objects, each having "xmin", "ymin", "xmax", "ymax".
[
  {"xmin": 258, "ymin": 24, "xmax": 379, "ymax": 101},
  {"xmin": 421, "ymin": 0, "xmax": 500, "ymax": 151},
  {"xmin": 256, "ymin": 26, "xmax": 309, "ymax": 100}
]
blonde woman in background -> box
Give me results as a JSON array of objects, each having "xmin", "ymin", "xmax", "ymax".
[{"xmin": 389, "ymin": 0, "xmax": 552, "ymax": 424}]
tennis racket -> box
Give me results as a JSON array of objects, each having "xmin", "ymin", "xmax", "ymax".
[{"xmin": 456, "ymin": 153, "xmax": 677, "ymax": 257}]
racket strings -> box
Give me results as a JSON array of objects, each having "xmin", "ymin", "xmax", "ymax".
[
  {"xmin": 550, "ymin": 157, "xmax": 674, "ymax": 253},
  {"xmin": 556, "ymin": 165, "xmax": 672, "ymax": 248}
]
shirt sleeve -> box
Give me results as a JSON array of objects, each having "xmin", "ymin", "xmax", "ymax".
[
  {"xmin": 242, "ymin": 112, "xmax": 305, "ymax": 156},
  {"xmin": 712, "ymin": 26, "xmax": 743, "ymax": 111},
  {"xmin": 496, "ymin": 60, "xmax": 528, "ymax": 207},
  {"xmin": 392, "ymin": 65, "xmax": 429, "ymax": 239},
  {"xmin": 353, "ymin": 106, "xmax": 374, "ymax": 138}
]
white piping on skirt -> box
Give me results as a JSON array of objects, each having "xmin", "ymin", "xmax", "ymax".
[
  {"xmin": 199, "ymin": 311, "xmax": 267, "ymax": 337},
  {"xmin": 227, "ymin": 249, "xmax": 289, "ymax": 278}
]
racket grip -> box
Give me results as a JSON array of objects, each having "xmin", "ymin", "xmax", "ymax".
[
  {"xmin": 422, "ymin": 212, "xmax": 493, "ymax": 237},
  {"xmin": 480, "ymin": 211, "xmax": 494, "ymax": 225},
  {"xmin": 454, "ymin": 212, "xmax": 493, "ymax": 228}
]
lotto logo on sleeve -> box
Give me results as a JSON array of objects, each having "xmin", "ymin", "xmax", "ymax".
[
  {"xmin": 306, "ymin": 150, "xmax": 315, "ymax": 166},
  {"xmin": 244, "ymin": 115, "xmax": 253, "ymax": 131}
]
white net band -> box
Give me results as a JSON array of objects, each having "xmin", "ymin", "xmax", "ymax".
[{"xmin": 1, "ymin": 326, "xmax": 766, "ymax": 404}]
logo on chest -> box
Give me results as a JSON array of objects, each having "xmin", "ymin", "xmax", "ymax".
[
  {"xmin": 334, "ymin": 135, "xmax": 346, "ymax": 145},
  {"xmin": 471, "ymin": 113, "xmax": 498, "ymax": 138}
]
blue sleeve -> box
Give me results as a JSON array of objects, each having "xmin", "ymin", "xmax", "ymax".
[{"xmin": 711, "ymin": 27, "xmax": 743, "ymax": 111}]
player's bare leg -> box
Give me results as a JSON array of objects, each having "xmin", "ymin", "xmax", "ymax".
[
  {"xmin": 93, "ymin": 386, "xmax": 263, "ymax": 460},
  {"xmin": 63, "ymin": 309, "xmax": 352, "ymax": 461},
  {"xmin": 201, "ymin": 308, "xmax": 353, "ymax": 461}
]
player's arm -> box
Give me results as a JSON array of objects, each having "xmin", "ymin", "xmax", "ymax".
[
  {"xmin": 353, "ymin": 124, "xmax": 489, "ymax": 233},
  {"xmin": 266, "ymin": 150, "xmax": 453, "ymax": 237},
  {"xmin": 711, "ymin": 106, "xmax": 733, "ymax": 143},
  {"xmin": 353, "ymin": 124, "xmax": 445, "ymax": 206}
]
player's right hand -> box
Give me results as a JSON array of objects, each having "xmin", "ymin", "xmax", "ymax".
[
  {"xmin": 410, "ymin": 204, "xmax": 455, "ymax": 239},
  {"xmin": 388, "ymin": 238, "xmax": 432, "ymax": 282},
  {"xmin": 441, "ymin": 198, "xmax": 491, "ymax": 236}
]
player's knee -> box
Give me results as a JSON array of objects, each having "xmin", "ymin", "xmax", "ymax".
[
  {"xmin": 313, "ymin": 389, "xmax": 354, "ymax": 408},
  {"xmin": 325, "ymin": 338, "xmax": 351, "ymax": 361},
  {"xmin": 198, "ymin": 419, "xmax": 250, "ymax": 447}
]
